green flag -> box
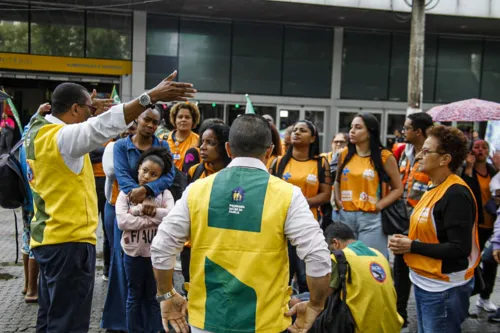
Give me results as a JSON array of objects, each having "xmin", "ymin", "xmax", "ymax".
[
  {"xmin": 111, "ymin": 85, "xmax": 121, "ymax": 104},
  {"xmin": 245, "ymin": 94, "xmax": 255, "ymax": 114},
  {"xmin": 2, "ymin": 89, "xmax": 22, "ymax": 134}
]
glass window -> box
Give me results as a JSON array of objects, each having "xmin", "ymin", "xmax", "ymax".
[
  {"xmin": 481, "ymin": 40, "xmax": 500, "ymax": 102},
  {"xmin": 423, "ymin": 35, "xmax": 438, "ymax": 103},
  {"xmin": 197, "ymin": 103, "xmax": 224, "ymax": 124},
  {"xmin": 146, "ymin": 15, "xmax": 179, "ymax": 89},
  {"xmin": 389, "ymin": 34, "xmax": 410, "ymax": 102},
  {"xmin": 435, "ymin": 37, "xmax": 482, "ymax": 103},
  {"xmin": 386, "ymin": 113, "xmax": 406, "ymax": 146},
  {"xmin": 31, "ymin": 8, "xmax": 84, "ymax": 57},
  {"xmin": 341, "ymin": 30, "xmax": 390, "ymax": 100},
  {"xmin": 86, "ymin": 12, "xmax": 132, "ymax": 60},
  {"xmin": 338, "ymin": 112, "xmax": 382, "ymax": 135},
  {"xmin": 231, "ymin": 22, "xmax": 282, "ymax": 95},
  {"xmin": 178, "ymin": 19, "xmax": 231, "ymax": 93},
  {"xmin": 282, "ymin": 26, "xmax": 333, "ymax": 98},
  {"xmin": 0, "ymin": 2, "xmax": 29, "ymax": 53},
  {"xmin": 226, "ymin": 104, "xmax": 276, "ymax": 126},
  {"xmin": 279, "ymin": 109, "xmax": 300, "ymax": 131}
]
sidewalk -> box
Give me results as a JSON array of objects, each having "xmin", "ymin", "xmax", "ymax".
[{"xmin": 0, "ymin": 207, "xmax": 499, "ymax": 332}]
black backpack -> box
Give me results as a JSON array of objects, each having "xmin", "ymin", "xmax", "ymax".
[
  {"xmin": 0, "ymin": 139, "xmax": 27, "ymax": 209},
  {"xmin": 170, "ymin": 167, "xmax": 187, "ymax": 202},
  {"xmin": 308, "ymin": 250, "xmax": 355, "ymax": 333}
]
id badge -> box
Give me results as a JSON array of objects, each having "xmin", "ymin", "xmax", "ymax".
[{"xmin": 173, "ymin": 153, "xmax": 181, "ymax": 160}]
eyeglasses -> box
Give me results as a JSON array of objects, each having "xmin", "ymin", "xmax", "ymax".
[
  {"xmin": 403, "ymin": 126, "xmax": 413, "ymax": 131},
  {"xmin": 81, "ymin": 104, "xmax": 98, "ymax": 116},
  {"xmin": 421, "ymin": 148, "xmax": 441, "ymax": 156},
  {"xmin": 333, "ymin": 140, "xmax": 346, "ymax": 145}
]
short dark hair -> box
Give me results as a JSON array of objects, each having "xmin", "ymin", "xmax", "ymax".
[
  {"xmin": 51, "ymin": 83, "xmax": 89, "ymax": 115},
  {"xmin": 197, "ymin": 118, "xmax": 225, "ymax": 146},
  {"xmin": 408, "ymin": 112, "xmax": 434, "ymax": 138},
  {"xmin": 204, "ymin": 123, "xmax": 231, "ymax": 167},
  {"xmin": 324, "ymin": 222, "xmax": 356, "ymax": 245},
  {"xmin": 229, "ymin": 114, "xmax": 272, "ymax": 158},
  {"xmin": 427, "ymin": 125, "xmax": 468, "ymax": 173}
]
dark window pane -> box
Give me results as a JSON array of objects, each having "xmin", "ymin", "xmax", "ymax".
[
  {"xmin": 282, "ymin": 26, "xmax": 332, "ymax": 98},
  {"xmin": 197, "ymin": 103, "xmax": 224, "ymax": 124},
  {"xmin": 31, "ymin": 8, "xmax": 84, "ymax": 57},
  {"xmin": 0, "ymin": 2, "xmax": 28, "ymax": 53},
  {"xmin": 86, "ymin": 12, "xmax": 132, "ymax": 60},
  {"xmin": 338, "ymin": 112, "xmax": 382, "ymax": 135},
  {"xmin": 423, "ymin": 35, "xmax": 437, "ymax": 103},
  {"xmin": 178, "ymin": 19, "xmax": 231, "ymax": 93},
  {"xmin": 389, "ymin": 34, "xmax": 410, "ymax": 101},
  {"xmin": 435, "ymin": 37, "xmax": 482, "ymax": 103},
  {"xmin": 146, "ymin": 15, "xmax": 179, "ymax": 89},
  {"xmin": 227, "ymin": 104, "xmax": 276, "ymax": 126},
  {"xmin": 231, "ymin": 22, "xmax": 282, "ymax": 95},
  {"xmin": 341, "ymin": 30, "xmax": 390, "ymax": 100},
  {"xmin": 481, "ymin": 40, "xmax": 500, "ymax": 102}
]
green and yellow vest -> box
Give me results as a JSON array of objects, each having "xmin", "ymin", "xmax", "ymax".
[
  {"xmin": 187, "ymin": 167, "xmax": 294, "ymax": 333},
  {"xmin": 334, "ymin": 241, "xmax": 403, "ymax": 333},
  {"xmin": 25, "ymin": 115, "xmax": 98, "ymax": 248}
]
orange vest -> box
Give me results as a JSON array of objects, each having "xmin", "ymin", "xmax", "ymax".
[
  {"xmin": 167, "ymin": 131, "xmax": 199, "ymax": 170},
  {"xmin": 92, "ymin": 162, "xmax": 105, "ymax": 177},
  {"xmin": 338, "ymin": 148, "xmax": 392, "ymax": 212},
  {"xmin": 320, "ymin": 151, "xmax": 334, "ymax": 165},
  {"xmin": 399, "ymin": 152, "xmax": 430, "ymax": 208},
  {"xmin": 404, "ymin": 174, "xmax": 480, "ymax": 282}
]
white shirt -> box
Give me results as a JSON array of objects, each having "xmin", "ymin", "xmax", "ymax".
[
  {"xmin": 102, "ymin": 141, "xmax": 116, "ymax": 203},
  {"xmin": 151, "ymin": 157, "xmax": 331, "ymax": 277},
  {"xmin": 44, "ymin": 104, "xmax": 128, "ymax": 174}
]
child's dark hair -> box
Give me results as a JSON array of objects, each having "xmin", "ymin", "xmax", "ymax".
[{"xmin": 138, "ymin": 147, "xmax": 173, "ymax": 175}]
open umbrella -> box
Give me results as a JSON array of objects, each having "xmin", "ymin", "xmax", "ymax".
[
  {"xmin": 0, "ymin": 90, "xmax": 11, "ymax": 102},
  {"xmin": 428, "ymin": 99, "xmax": 500, "ymax": 122}
]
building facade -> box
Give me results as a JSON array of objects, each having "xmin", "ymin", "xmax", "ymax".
[{"xmin": 2, "ymin": 0, "xmax": 500, "ymax": 150}]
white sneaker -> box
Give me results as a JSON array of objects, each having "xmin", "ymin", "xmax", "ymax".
[{"xmin": 476, "ymin": 297, "xmax": 498, "ymax": 312}]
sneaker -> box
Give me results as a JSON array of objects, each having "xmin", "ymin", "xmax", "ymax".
[
  {"xmin": 102, "ymin": 274, "xmax": 109, "ymax": 282},
  {"xmin": 488, "ymin": 309, "xmax": 500, "ymax": 323},
  {"xmin": 476, "ymin": 297, "xmax": 498, "ymax": 312}
]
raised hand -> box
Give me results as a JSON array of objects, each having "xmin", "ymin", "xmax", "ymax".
[{"xmin": 148, "ymin": 71, "xmax": 197, "ymax": 103}]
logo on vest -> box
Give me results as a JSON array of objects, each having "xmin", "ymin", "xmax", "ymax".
[
  {"xmin": 369, "ymin": 262, "xmax": 386, "ymax": 283},
  {"xmin": 306, "ymin": 174, "xmax": 318, "ymax": 184},
  {"xmin": 418, "ymin": 207, "xmax": 430, "ymax": 223},
  {"xmin": 362, "ymin": 169, "xmax": 375, "ymax": 181},
  {"xmin": 26, "ymin": 161, "xmax": 34, "ymax": 183},
  {"xmin": 229, "ymin": 187, "xmax": 245, "ymax": 215},
  {"xmin": 283, "ymin": 172, "xmax": 292, "ymax": 181}
]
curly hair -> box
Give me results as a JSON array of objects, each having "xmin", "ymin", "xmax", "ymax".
[
  {"xmin": 137, "ymin": 147, "xmax": 173, "ymax": 175},
  {"xmin": 169, "ymin": 102, "xmax": 200, "ymax": 129},
  {"xmin": 427, "ymin": 125, "xmax": 468, "ymax": 172}
]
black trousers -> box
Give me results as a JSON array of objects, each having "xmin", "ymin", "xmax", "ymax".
[
  {"xmin": 394, "ymin": 253, "xmax": 411, "ymax": 324},
  {"xmin": 478, "ymin": 227, "xmax": 498, "ymax": 299},
  {"xmin": 95, "ymin": 177, "xmax": 110, "ymax": 276},
  {"xmin": 33, "ymin": 243, "xmax": 96, "ymax": 333}
]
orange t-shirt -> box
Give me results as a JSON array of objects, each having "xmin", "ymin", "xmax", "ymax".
[
  {"xmin": 338, "ymin": 149, "xmax": 392, "ymax": 212},
  {"xmin": 477, "ymin": 173, "xmax": 494, "ymax": 228},
  {"xmin": 167, "ymin": 131, "xmax": 199, "ymax": 170}
]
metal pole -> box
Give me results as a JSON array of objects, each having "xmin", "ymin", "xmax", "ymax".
[{"xmin": 407, "ymin": 0, "xmax": 426, "ymax": 115}]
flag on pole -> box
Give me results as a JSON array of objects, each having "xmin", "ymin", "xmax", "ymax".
[
  {"xmin": 245, "ymin": 94, "xmax": 255, "ymax": 114},
  {"xmin": 1, "ymin": 89, "xmax": 22, "ymax": 134},
  {"xmin": 111, "ymin": 85, "xmax": 121, "ymax": 104}
]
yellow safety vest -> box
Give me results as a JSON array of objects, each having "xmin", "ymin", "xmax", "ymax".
[{"xmin": 187, "ymin": 166, "xmax": 294, "ymax": 333}]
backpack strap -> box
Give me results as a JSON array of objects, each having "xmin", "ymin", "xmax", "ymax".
[
  {"xmin": 270, "ymin": 156, "xmax": 280, "ymax": 176},
  {"xmin": 191, "ymin": 163, "xmax": 205, "ymax": 183},
  {"xmin": 9, "ymin": 138, "xmax": 24, "ymax": 155},
  {"xmin": 332, "ymin": 250, "xmax": 351, "ymax": 301}
]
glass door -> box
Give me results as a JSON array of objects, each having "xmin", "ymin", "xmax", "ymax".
[
  {"xmin": 278, "ymin": 105, "xmax": 328, "ymax": 151},
  {"xmin": 385, "ymin": 111, "xmax": 407, "ymax": 148}
]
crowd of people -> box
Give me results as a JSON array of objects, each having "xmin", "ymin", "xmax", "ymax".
[{"xmin": 6, "ymin": 70, "xmax": 500, "ymax": 333}]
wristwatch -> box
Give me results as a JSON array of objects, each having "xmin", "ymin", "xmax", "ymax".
[
  {"xmin": 139, "ymin": 92, "xmax": 153, "ymax": 109},
  {"xmin": 156, "ymin": 288, "xmax": 177, "ymax": 303}
]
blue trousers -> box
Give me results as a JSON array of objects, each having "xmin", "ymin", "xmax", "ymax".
[
  {"xmin": 123, "ymin": 254, "xmax": 163, "ymax": 333},
  {"xmin": 33, "ymin": 242, "xmax": 95, "ymax": 333},
  {"xmin": 339, "ymin": 210, "xmax": 388, "ymax": 257},
  {"xmin": 414, "ymin": 278, "xmax": 474, "ymax": 333}
]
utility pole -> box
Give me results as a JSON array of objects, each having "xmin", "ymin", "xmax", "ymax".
[{"xmin": 407, "ymin": 0, "xmax": 426, "ymax": 115}]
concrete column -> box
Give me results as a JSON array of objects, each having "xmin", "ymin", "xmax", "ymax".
[
  {"xmin": 328, "ymin": 27, "xmax": 344, "ymax": 142},
  {"xmin": 121, "ymin": 74, "xmax": 132, "ymax": 102},
  {"xmin": 131, "ymin": 10, "xmax": 147, "ymax": 99}
]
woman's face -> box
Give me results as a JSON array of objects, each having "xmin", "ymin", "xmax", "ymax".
[
  {"xmin": 137, "ymin": 109, "xmax": 160, "ymax": 138},
  {"xmin": 331, "ymin": 134, "xmax": 347, "ymax": 153},
  {"xmin": 291, "ymin": 123, "xmax": 315, "ymax": 147},
  {"xmin": 175, "ymin": 108, "xmax": 194, "ymax": 131},
  {"xmin": 419, "ymin": 136, "xmax": 445, "ymax": 174},
  {"xmin": 200, "ymin": 129, "xmax": 220, "ymax": 163},
  {"xmin": 472, "ymin": 140, "xmax": 489, "ymax": 162},
  {"xmin": 349, "ymin": 117, "xmax": 369, "ymax": 145},
  {"xmin": 138, "ymin": 160, "xmax": 162, "ymax": 186}
]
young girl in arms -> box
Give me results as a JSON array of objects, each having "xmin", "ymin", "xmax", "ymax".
[{"xmin": 116, "ymin": 148, "xmax": 175, "ymax": 333}]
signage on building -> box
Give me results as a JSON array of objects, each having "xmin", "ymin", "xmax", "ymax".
[{"xmin": 0, "ymin": 53, "xmax": 132, "ymax": 76}]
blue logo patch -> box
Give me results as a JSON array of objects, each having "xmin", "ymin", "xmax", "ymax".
[
  {"xmin": 369, "ymin": 262, "xmax": 386, "ymax": 283},
  {"xmin": 231, "ymin": 187, "xmax": 245, "ymax": 202},
  {"xmin": 283, "ymin": 172, "xmax": 292, "ymax": 181},
  {"xmin": 342, "ymin": 167, "xmax": 350, "ymax": 176},
  {"xmin": 26, "ymin": 162, "xmax": 34, "ymax": 183}
]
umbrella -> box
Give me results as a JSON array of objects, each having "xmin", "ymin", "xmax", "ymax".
[
  {"xmin": 427, "ymin": 98, "xmax": 500, "ymax": 122},
  {"xmin": 0, "ymin": 90, "xmax": 11, "ymax": 102}
]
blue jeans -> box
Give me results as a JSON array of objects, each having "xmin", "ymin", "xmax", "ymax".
[
  {"xmin": 123, "ymin": 254, "xmax": 162, "ymax": 333},
  {"xmin": 339, "ymin": 210, "xmax": 387, "ymax": 257},
  {"xmin": 414, "ymin": 278, "xmax": 474, "ymax": 333}
]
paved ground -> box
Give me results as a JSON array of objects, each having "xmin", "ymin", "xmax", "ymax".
[{"xmin": 0, "ymin": 207, "xmax": 499, "ymax": 332}]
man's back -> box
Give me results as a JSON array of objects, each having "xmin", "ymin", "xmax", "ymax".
[
  {"xmin": 186, "ymin": 165, "xmax": 294, "ymax": 333},
  {"xmin": 334, "ymin": 241, "xmax": 403, "ymax": 333}
]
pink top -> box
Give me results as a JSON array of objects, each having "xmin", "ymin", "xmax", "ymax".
[
  {"xmin": 116, "ymin": 189, "xmax": 174, "ymax": 257},
  {"xmin": 0, "ymin": 118, "xmax": 15, "ymax": 129}
]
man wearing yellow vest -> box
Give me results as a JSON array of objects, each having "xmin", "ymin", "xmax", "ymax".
[
  {"xmin": 324, "ymin": 222, "xmax": 403, "ymax": 332},
  {"xmin": 25, "ymin": 71, "xmax": 195, "ymax": 332},
  {"xmin": 151, "ymin": 114, "xmax": 332, "ymax": 333}
]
